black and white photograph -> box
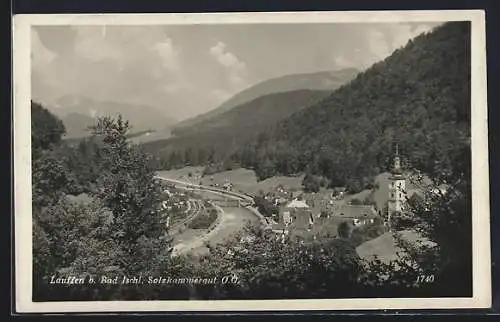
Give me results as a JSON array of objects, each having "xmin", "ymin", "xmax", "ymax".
[{"xmin": 13, "ymin": 11, "xmax": 490, "ymax": 312}]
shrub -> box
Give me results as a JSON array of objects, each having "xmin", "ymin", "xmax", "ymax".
[{"xmin": 187, "ymin": 209, "xmax": 218, "ymax": 229}]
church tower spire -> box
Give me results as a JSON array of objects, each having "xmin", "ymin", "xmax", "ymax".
[{"xmin": 387, "ymin": 144, "xmax": 406, "ymax": 230}]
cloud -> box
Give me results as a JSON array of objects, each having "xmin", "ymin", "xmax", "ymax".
[
  {"xmin": 73, "ymin": 26, "xmax": 124, "ymax": 62},
  {"xmin": 364, "ymin": 23, "xmax": 436, "ymax": 67},
  {"xmin": 228, "ymin": 73, "xmax": 246, "ymax": 88},
  {"xmin": 367, "ymin": 29, "xmax": 392, "ymax": 62},
  {"xmin": 209, "ymin": 41, "xmax": 249, "ymax": 93},
  {"xmin": 162, "ymin": 81, "xmax": 193, "ymax": 94},
  {"xmin": 391, "ymin": 23, "xmax": 433, "ymax": 50},
  {"xmin": 151, "ymin": 37, "xmax": 180, "ymax": 71},
  {"xmin": 210, "ymin": 89, "xmax": 232, "ymax": 102},
  {"xmin": 209, "ymin": 41, "xmax": 246, "ymax": 71},
  {"xmin": 32, "ymin": 23, "xmax": 444, "ymax": 122},
  {"xmin": 333, "ymin": 54, "xmax": 357, "ymax": 69},
  {"xmin": 31, "ymin": 29, "xmax": 57, "ymax": 69}
]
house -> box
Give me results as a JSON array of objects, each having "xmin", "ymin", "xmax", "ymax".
[
  {"xmin": 222, "ymin": 182, "xmax": 233, "ymax": 191},
  {"xmin": 333, "ymin": 204, "xmax": 378, "ymax": 226},
  {"xmin": 274, "ymin": 199, "xmax": 315, "ymax": 232},
  {"xmin": 280, "ymin": 199, "xmax": 311, "ymax": 223},
  {"xmin": 332, "ymin": 187, "xmax": 347, "ymax": 198},
  {"xmin": 288, "ymin": 211, "xmax": 315, "ymax": 231},
  {"xmin": 271, "ymin": 223, "xmax": 290, "ymax": 236},
  {"xmin": 274, "ymin": 187, "xmax": 292, "ymax": 205},
  {"xmin": 285, "ymin": 199, "xmax": 310, "ymax": 209}
]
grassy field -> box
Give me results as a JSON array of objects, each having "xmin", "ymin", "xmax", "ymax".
[
  {"xmin": 252, "ymin": 175, "xmax": 304, "ymax": 195},
  {"xmin": 200, "ymin": 168, "xmax": 258, "ymax": 193},
  {"xmin": 157, "ymin": 167, "xmax": 205, "ymax": 181},
  {"xmin": 158, "ymin": 167, "xmax": 304, "ymax": 196}
]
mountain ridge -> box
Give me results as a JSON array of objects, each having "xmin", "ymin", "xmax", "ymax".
[
  {"xmin": 143, "ymin": 89, "xmax": 333, "ymax": 165},
  {"xmin": 171, "ymin": 68, "xmax": 360, "ymax": 136}
]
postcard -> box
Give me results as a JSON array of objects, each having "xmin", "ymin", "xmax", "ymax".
[{"xmin": 13, "ymin": 10, "xmax": 490, "ymax": 313}]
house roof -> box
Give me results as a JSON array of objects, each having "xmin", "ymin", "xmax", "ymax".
[
  {"xmin": 334, "ymin": 205, "xmax": 377, "ymax": 218},
  {"xmin": 356, "ymin": 230, "xmax": 436, "ymax": 264},
  {"xmin": 286, "ymin": 199, "xmax": 310, "ymax": 209},
  {"xmin": 289, "ymin": 211, "xmax": 315, "ymax": 230}
]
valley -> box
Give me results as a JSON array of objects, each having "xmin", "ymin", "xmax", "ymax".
[{"xmin": 30, "ymin": 20, "xmax": 474, "ymax": 300}]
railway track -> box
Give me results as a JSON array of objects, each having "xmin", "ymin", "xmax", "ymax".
[
  {"xmin": 155, "ymin": 176, "xmax": 254, "ymax": 203},
  {"xmin": 170, "ymin": 199, "xmax": 203, "ymax": 232}
]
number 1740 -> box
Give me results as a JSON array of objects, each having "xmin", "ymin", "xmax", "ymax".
[{"xmin": 416, "ymin": 274, "xmax": 435, "ymax": 283}]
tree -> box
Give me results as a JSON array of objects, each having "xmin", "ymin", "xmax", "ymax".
[
  {"xmin": 32, "ymin": 152, "xmax": 75, "ymax": 208},
  {"xmin": 89, "ymin": 115, "xmax": 174, "ymax": 275},
  {"xmin": 302, "ymin": 172, "xmax": 321, "ymax": 193},
  {"xmin": 31, "ymin": 101, "xmax": 66, "ymax": 155},
  {"xmin": 337, "ymin": 221, "xmax": 353, "ymax": 239},
  {"xmin": 191, "ymin": 226, "xmax": 364, "ymax": 299},
  {"xmin": 350, "ymin": 198, "xmax": 362, "ymax": 205}
]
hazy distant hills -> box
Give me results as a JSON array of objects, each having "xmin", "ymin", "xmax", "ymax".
[
  {"xmin": 171, "ymin": 68, "xmax": 360, "ymax": 136},
  {"xmin": 143, "ymin": 89, "xmax": 332, "ymax": 159},
  {"xmin": 58, "ymin": 112, "xmax": 96, "ymax": 139},
  {"xmin": 46, "ymin": 95, "xmax": 177, "ymax": 139}
]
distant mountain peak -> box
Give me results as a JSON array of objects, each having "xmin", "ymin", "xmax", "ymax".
[{"xmin": 172, "ymin": 68, "xmax": 360, "ymax": 134}]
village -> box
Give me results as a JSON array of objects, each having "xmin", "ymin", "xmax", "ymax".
[{"xmin": 155, "ymin": 148, "xmax": 429, "ymax": 254}]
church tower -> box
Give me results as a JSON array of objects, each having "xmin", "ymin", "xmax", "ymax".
[{"xmin": 387, "ymin": 144, "xmax": 406, "ymax": 228}]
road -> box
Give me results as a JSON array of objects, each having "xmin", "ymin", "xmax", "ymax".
[
  {"xmin": 156, "ymin": 175, "xmax": 263, "ymax": 256},
  {"xmin": 154, "ymin": 176, "xmax": 254, "ymax": 203},
  {"xmin": 172, "ymin": 206, "xmax": 260, "ymax": 256}
]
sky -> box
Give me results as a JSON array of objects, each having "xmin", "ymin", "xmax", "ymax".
[{"xmin": 32, "ymin": 22, "xmax": 442, "ymax": 121}]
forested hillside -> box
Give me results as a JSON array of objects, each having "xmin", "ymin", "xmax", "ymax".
[
  {"xmin": 144, "ymin": 89, "xmax": 331, "ymax": 169},
  {"xmin": 171, "ymin": 68, "xmax": 359, "ymax": 136},
  {"xmin": 235, "ymin": 22, "xmax": 470, "ymax": 192}
]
